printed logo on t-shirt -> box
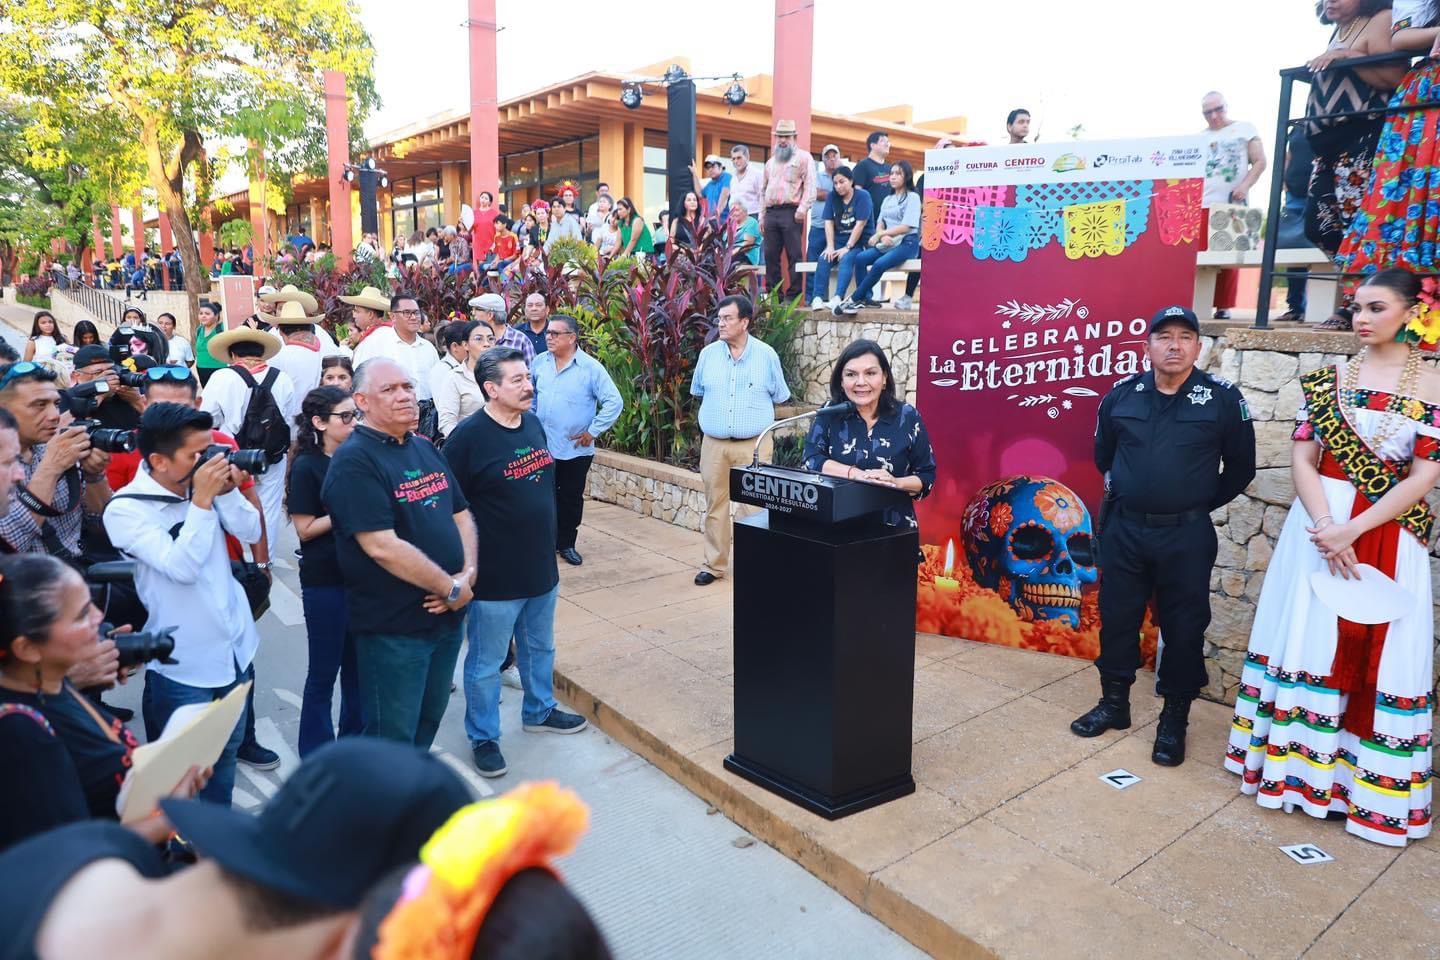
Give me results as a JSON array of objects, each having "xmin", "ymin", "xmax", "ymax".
[
  {"xmin": 504, "ymin": 446, "xmax": 554, "ymax": 482},
  {"xmin": 394, "ymin": 469, "xmax": 450, "ymax": 508}
]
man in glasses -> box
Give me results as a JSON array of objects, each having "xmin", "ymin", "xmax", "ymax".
[
  {"xmin": 529, "ymin": 314, "xmax": 623, "ymax": 566},
  {"xmin": 352, "ymin": 293, "xmax": 442, "ymax": 441},
  {"xmin": 1199, "ymin": 91, "xmax": 1267, "ymax": 320}
]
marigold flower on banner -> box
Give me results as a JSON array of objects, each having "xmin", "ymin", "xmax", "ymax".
[{"xmin": 1035, "ymin": 483, "xmax": 1085, "ymax": 531}]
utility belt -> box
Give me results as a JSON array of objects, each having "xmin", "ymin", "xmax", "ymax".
[{"xmin": 1112, "ymin": 503, "xmax": 1210, "ymax": 527}]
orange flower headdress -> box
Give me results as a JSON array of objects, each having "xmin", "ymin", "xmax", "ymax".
[
  {"xmin": 372, "ymin": 782, "xmax": 589, "ymax": 960},
  {"xmin": 1405, "ymin": 276, "xmax": 1440, "ymax": 351}
]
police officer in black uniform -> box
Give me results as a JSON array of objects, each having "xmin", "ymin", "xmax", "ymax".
[{"xmin": 1071, "ymin": 305, "xmax": 1256, "ymax": 766}]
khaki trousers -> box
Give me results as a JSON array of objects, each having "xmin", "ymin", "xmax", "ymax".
[{"xmin": 699, "ymin": 433, "xmax": 772, "ymax": 577}]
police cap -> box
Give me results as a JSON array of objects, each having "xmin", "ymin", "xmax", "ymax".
[{"xmin": 1148, "ymin": 305, "xmax": 1200, "ymax": 335}]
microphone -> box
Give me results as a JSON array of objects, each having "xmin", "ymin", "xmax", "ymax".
[{"xmin": 750, "ymin": 400, "xmax": 856, "ymax": 468}]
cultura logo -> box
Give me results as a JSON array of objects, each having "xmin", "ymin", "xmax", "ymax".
[{"xmin": 1052, "ymin": 153, "xmax": 1086, "ymax": 173}]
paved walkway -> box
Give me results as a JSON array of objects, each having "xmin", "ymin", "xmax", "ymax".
[{"xmin": 557, "ymin": 502, "xmax": 1439, "ymax": 960}]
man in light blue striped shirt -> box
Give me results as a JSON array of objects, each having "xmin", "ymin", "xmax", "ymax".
[
  {"xmin": 531, "ymin": 313, "xmax": 623, "ymax": 566},
  {"xmin": 690, "ymin": 293, "xmax": 790, "ymax": 586}
]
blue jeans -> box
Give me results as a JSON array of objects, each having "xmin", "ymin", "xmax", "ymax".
[
  {"xmin": 298, "ymin": 585, "xmax": 363, "ymax": 757},
  {"xmin": 815, "ymin": 246, "xmax": 866, "ymax": 303},
  {"xmin": 1282, "ymin": 196, "xmax": 1308, "ymax": 314},
  {"xmin": 355, "ymin": 622, "xmax": 464, "ymax": 749},
  {"xmin": 803, "ymin": 225, "xmax": 828, "ymax": 300},
  {"xmin": 850, "ymin": 233, "xmax": 920, "ymax": 302},
  {"xmin": 142, "ymin": 661, "xmax": 249, "ymax": 806},
  {"xmin": 463, "ymin": 584, "xmax": 559, "ymax": 745}
]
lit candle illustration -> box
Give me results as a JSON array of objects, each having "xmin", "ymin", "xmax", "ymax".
[{"xmin": 935, "ymin": 539, "xmax": 959, "ymax": 592}]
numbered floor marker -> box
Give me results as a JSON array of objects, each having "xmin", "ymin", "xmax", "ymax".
[
  {"xmin": 1280, "ymin": 843, "xmax": 1334, "ymax": 865},
  {"xmin": 1100, "ymin": 768, "xmax": 1141, "ymax": 790}
]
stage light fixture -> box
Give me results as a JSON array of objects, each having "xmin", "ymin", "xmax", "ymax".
[
  {"xmin": 723, "ymin": 78, "xmax": 747, "ymax": 108},
  {"xmin": 363, "ymin": 157, "xmax": 377, "ymax": 170},
  {"xmin": 379, "ymin": 174, "xmax": 390, "ymax": 189},
  {"xmin": 620, "ymin": 83, "xmax": 644, "ymax": 110},
  {"xmin": 342, "ymin": 168, "xmax": 356, "ymax": 183}
]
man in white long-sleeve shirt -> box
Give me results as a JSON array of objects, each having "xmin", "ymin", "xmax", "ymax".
[{"xmin": 103, "ymin": 402, "xmax": 263, "ymax": 806}]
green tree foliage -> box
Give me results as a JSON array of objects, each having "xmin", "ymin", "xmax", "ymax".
[{"xmin": 0, "ymin": 0, "xmax": 378, "ymax": 316}]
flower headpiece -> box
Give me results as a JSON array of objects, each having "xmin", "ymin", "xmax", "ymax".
[
  {"xmin": 1404, "ymin": 276, "xmax": 1440, "ymax": 352},
  {"xmin": 372, "ymin": 782, "xmax": 589, "ymax": 960}
]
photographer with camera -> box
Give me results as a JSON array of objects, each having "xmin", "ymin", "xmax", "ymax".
[
  {"xmin": 0, "ymin": 361, "xmax": 113, "ymax": 562},
  {"xmin": 0, "ymin": 553, "xmax": 209, "ymax": 852},
  {"xmin": 102, "ymin": 403, "xmax": 263, "ymax": 807}
]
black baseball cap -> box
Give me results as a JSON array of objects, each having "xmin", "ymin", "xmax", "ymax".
[
  {"xmin": 1148, "ymin": 304, "xmax": 1200, "ymax": 334},
  {"xmin": 72, "ymin": 345, "xmax": 112, "ymax": 368},
  {"xmin": 161, "ymin": 738, "xmax": 473, "ymax": 908}
]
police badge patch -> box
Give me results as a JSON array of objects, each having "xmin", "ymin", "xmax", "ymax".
[{"xmin": 1187, "ymin": 385, "xmax": 1213, "ymax": 406}]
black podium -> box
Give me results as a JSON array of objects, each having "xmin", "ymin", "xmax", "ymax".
[{"xmin": 723, "ymin": 464, "xmax": 918, "ymax": 819}]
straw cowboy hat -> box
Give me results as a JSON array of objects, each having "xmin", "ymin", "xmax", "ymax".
[
  {"xmin": 774, "ymin": 118, "xmax": 798, "ymax": 136},
  {"xmin": 206, "ymin": 326, "xmax": 281, "ymax": 363},
  {"xmin": 260, "ymin": 283, "xmax": 320, "ymax": 315},
  {"xmin": 269, "ymin": 300, "xmax": 325, "ymax": 327},
  {"xmin": 338, "ymin": 285, "xmax": 391, "ymax": 313}
]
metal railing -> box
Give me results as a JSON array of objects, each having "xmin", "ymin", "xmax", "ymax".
[
  {"xmin": 54, "ymin": 284, "xmax": 132, "ymax": 330},
  {"xmin": 1255, "ymin": 49, "xmax": 1439, "ymax": 328}
]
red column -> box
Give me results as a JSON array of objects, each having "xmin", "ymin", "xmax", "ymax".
[
  {"xmin": 468, "ymin": 0, "xmax": 500, "ymax": 266},
  {"xmin": 323, "ymin": 70, "xmax": 354, "ymax": 266},
  {"xmin": 158, "ymin": 213, "xmax": 175, "ymax": 289},
  {"xmin": 772, "ymin": 0, "xmax": 816, "ymax": 152},
  {"xmin": 109, "ymin": 204, "xmax": 124, "ymax": 261},
  {"xmin": 131, "ymin": 206, "xmax": 146, "ymax": 261}
]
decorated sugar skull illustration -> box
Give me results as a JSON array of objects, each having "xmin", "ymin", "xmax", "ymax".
[{"xmin": 961, "ymin": 475, "xmax": 1097, "ymax": 627}]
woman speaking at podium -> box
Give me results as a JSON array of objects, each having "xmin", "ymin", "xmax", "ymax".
[{"xmin": 802, "ymin": 339, "xmax": 936, "ymax": 529}]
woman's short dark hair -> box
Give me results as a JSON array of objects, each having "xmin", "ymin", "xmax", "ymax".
[
  {"xmin": 155, "ymin": 312, "xmax": 177, "ymax": 328},
  {"xmin": 350, "ymin": 866, "xmax": 612, "ymax": 960},
  {"xmin": 321, "ymin": 355, "xmax": 353, "ymax": 376},
  {"xmin": 830, "ymin": 339, "xmax": 899, "ymax": 415},
  {"xmin": 440, "ymin": 320, "xmax": 480, "ymax": 350},
  {"xmin": 72, "ymin": 320, "xmax": 100, "ymax": 345},
  {"xmin": 1316, "ymin": 0, "xmax": 1391, "ymax": 22},
  {"xmin": 0, "ymin": 554, "xmax": 72, "ymax": 656}
]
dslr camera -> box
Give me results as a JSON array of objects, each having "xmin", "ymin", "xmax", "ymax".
[
  {"xmin": 59, "ymin": 381, "xmax": 138, "ymax": 453},
  {"xmin": 101, "ymin": 621, "xmax": 180, "ymax": 669},
  {"xmin": 198, "ymin": 443, "xmax": 269, "ymax": 476}
]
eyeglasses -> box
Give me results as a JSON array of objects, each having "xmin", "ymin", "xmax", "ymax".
[
  {"xmin": 0, "ymin": 361, "xmax": 57, "ymax": 391},
  {"xmin": 326, "ymin": 410, "xmax": 357, "ymax": 423},
  {"xmin": 391, "ymin": 309, "xmax": 421, "ymax": 318},
  {"xmin": 143, "ymin": 365, "xmax": 194, "ymax": 382},
  {"xmin": 544, "ymin": 329, "xmax": 575, "ymax": 338},
  {"xmin": 1202, "ymin": 106, "xmax": 1226, "ymax": 116}
]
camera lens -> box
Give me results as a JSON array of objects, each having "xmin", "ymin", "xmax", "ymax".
[
  {"xmin": 115, "ymin": 370, "xmax": 148, "ymax": 388},
  {"xmin": 86, "ymin": 426, "xmax": 138, "ymax": 454},
  {"xmin": 227, "ymin": 449, "xmax": 270, "ymax": 475},
  {"xmin": 113, "ymin": 627, "xmax": 178, "ymax": 669}
]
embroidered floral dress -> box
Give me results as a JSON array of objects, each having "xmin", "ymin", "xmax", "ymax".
[
  {"xmin": 802, "ymin": 402, "xmax": 936, "ymax": 528},
  {"xmin": 1335, "ymin": 2, "xmax": 1440, "ymax": 286},
  {"xmin": 1224, "ymin": 363, "xmax": 1437, "ymax": 847}
]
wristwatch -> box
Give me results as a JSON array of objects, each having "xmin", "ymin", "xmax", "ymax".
[
  {"xmin": 445, "ymin": 579, "xmax": 463, "ymax": 604},
  {"xmin": 255, "ymin": 561, "xmax": 273, "ymax": 571}
]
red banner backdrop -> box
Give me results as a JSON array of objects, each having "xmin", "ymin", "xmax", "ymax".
[{"xmin": 914, "ymin": 138, "xmax": 1206, "ymax": 661}]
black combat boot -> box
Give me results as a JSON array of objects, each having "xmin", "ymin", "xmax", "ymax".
[
  {"xmin": 1151, "ymin": 696, "xmax": 1194, "ymax": 766},
  {"xmin": 1070, "ymin": 677, "xmax": 1132, "ymax": 737}
]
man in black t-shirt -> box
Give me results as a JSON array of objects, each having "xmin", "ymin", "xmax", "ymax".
[
  {"xmin": 443, "ymin": 346, "xmax": 588, "ymax": 779},
  {"xmin": 322, "ymin": 358, "xmax": 477, "ymax": 749},
  {"xmin": 850, "ymin": 131, "xmax": 894, "ymax": 215}
]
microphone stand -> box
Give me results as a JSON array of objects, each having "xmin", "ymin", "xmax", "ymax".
[{"xmin": 750, "ymin": 402, "xmax": 854, "ymax": 468}]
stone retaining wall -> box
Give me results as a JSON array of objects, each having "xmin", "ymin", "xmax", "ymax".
[
  {"xmin": 791, "ymin": 309, "xmax": 919, "ymax": 406},
  {"xmin": 588, "ymin": 449, "xmax": 708, "ymax": 531}
]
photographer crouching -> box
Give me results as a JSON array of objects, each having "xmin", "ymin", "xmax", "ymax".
[
  {"xmin": 0, "ymin": 553, "xmax": 208, "ymax": 853},
  {"xmin": 103, "ymin": 403, "xmax": 263, "ymax": 808}
]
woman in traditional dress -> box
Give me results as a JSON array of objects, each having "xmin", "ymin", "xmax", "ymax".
[
  {"xmin": 1303, "ymin": 0, "xmax": 1406, "ymax": 329},
  {"xmin": 1225, "ymin": 268, "xmax": 1440, "ymax": 847},
  {"xmin": 1335, "ymin": 2, "xmax": 1440, "ymax": 311}
]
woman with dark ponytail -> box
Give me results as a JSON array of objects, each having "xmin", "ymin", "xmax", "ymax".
[{"xmin": 286, "ymin": 386, "xmax": 364, "ymax": 755}]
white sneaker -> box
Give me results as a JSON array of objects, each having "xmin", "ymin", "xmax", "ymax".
[
  {"xmin": 500, "ymin": 665, "xmax": 523, "ymax": 689},
  {"xmin": 893, "ymin": 295, "xmax": 914, "ymax": 311},
  {"xmin": 810, "ymin": 297, "xmax": 825, "ymax": 311}
]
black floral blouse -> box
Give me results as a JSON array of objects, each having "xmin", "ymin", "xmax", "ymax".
[{"xmin": 803, "ymin": 402, "xmax": 937, "ymax": 528}]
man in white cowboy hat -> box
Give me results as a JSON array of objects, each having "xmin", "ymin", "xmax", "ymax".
[
  {"xmin": 468, "ymin": 292, "xmax": 533, "ymax": 364},
  {"xmin": 262, "ymin": 283, "xmax": 346, "ymax": 358},
  {"xmin": 760, "ymin": 118, "xmax": 816, "ymax": 298},
  {"xmin": 199, "ymin": 326, "xmax": 297, "ymax": 554},
  {"xmin": 338, "ymin": 284, "xmax": 391, "ymax": 352},
  {"xmin": 352, "ymin": 292, "xmax": 442, "ymax": 438},
  {"xmin": 268, "ymin": 300, "xmax": 327, "ymax": 399}
]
